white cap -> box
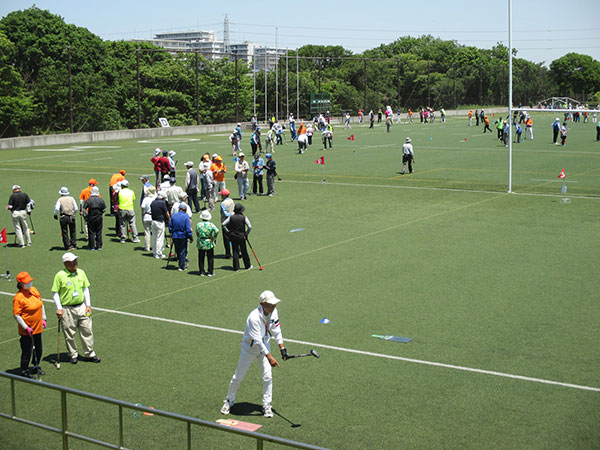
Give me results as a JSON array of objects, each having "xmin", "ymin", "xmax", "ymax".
[
  {"xmin": 121, "ymin": 179, "xmax": 129, "ymax": 187},
  {"xmin": 12, "ymin": 185, "xmax": 21, "ymax": 190},
  {"xmin": 169, "ymin": 151, "xmax": 176, "ymax": 157},
  {"xmin": 62, "ymin": 252, "xmax": 78, "ymax": 263},
  {"xmin": 259, "ymin": 290, "xmax": 280, "ymax": 305},
  {"xmin": 59, "ymin": 187, "xmax": 69, "ymax": 195},
  {"xmin": 185, "ymin": 161, "xmax": 193, "ymax": 167}
]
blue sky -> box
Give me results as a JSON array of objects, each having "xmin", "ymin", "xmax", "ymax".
[{"xmin": 1, "ymin": 1, "xmax": 599, "ymax": 66}]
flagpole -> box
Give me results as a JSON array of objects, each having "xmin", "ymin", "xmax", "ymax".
[{"xmin": 0, "ymin": 229, "xmax": 10, "ymax": 281}]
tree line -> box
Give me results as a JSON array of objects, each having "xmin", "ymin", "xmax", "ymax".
[{"xmin": 1, "ymin": 7, "xmax": 599, "ymax": 138}]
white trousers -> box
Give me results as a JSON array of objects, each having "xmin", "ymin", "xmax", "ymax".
[
  {"xmin": 61, "ymin": 302, "xmax": 96, "ymax": 359},
  {"xmin": 143, "ymin": 219, "xmax": 152, "ymax": 251},
  {"xmin": 526, "ymin": 127, "xmax": 534, "ymax": 140},
  {"xmin": 12, "ymin": 210, "xmax": 31, "ymax": 246},
  {"xmin": 226, "ymin": 341, "xmax": 272, "ymax": 406},
  {"xmin": 151, "ymin": 221, "xmax": 165, "ymax": 257}
]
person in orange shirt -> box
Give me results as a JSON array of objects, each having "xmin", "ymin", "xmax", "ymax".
[
  {"xmin": 109, "ymin": 170, "xmax": 126, "ymax": 238},
  {"xmin": 468, "ymin": 109, "xmax": 473, "ymax": 126},
  {"xmin": 13, "ymin": 271, "xmax": 46, "ymax": 378},
  {"xmin": 79, "ymin": 179, "xmax": 99, "ymax": 240},
  {"xmin": 210, "ymin": 156, "xmax": 227, "ymax": 202},
  {"xmin": 297, "ymin": 122, "xmax": 307, "ymax": 137},
  {"xmin": 525, "ymin": 116, "xmax": 534, "ymax": 140},
  {"xmin": 408, "ymin": 108, "xmax": 414, "ymax": 124},
  {"xmin": 483, "ymin": 115, "xmax": 492, "ymax": 133}
]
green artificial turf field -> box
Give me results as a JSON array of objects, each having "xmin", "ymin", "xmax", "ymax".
[{"xmin": 0, "ymin": 114, "xmax": 599, "ymax": 449}]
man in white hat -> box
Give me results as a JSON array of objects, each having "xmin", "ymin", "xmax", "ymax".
[
  {"xmin": 234, "ymin": 152, "xmax": 250, "ymax": 200},
  {"xmin": 168, "ymin": 151, "xmax": 177, "ymax": 178},
  {"xmin": 400, "ymin": 137, "xmax": 415, "ymax": 175},
  {"xmin": 7, "ymin": 185, "xmax": 33, "ymax": 248},
  {"xmin": 221, "ymin": 290, "xmax": 287, "ymax": 418},
  {"xmin": 52, "ymin": 252, "xmax": 100, "ymax": 364},
  {"xmin": 54, "ymin": 187, "xmax": 78, "ymax": 250}
]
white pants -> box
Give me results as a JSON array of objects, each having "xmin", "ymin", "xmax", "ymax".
[
  {"xmin": 12, "ymin": 210, "xmax": 31, "ymax": 246},
  {"xmin": 151, "ymin": 221, "xmax": 165, "ymax": 257},
  {"xmin": 143, "ymin": 219, "xmax": 152, "ymax": 251},
  {"xmin": 61, "ymin": 302, "xmax": 96, "ymax": 359},
  {"xmin": 226, "ymin": 341, "xmax": 273, "ymax": 406},
  {"xmin": 526, "ymin": 127, "xmax": 533, "ymax": 140}
]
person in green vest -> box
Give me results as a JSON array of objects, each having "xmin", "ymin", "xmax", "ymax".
[{"xmin": 117, "ymin": 179, "xmax": 140, "ymax": 244}]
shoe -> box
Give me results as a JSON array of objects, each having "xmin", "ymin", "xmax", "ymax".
[
  {"xmin": 247, "ymin": 265, "xmax": 253, "ymax": 270},
  {"xmin": 221, "ymin": 399, "xmax": 233, "ymax": 415},
  {"xmin": 178, "ymin": 268, "xmax": 184, "ymax": 272},
  {"xmin": 27, "ymin": 243, "xmax": 31, "ymax": 247},
  {"xmin": 200, "ymin": 272, "xmax": 206, "ymax": 277},
  {"xmin": 208, "ymin": 272, "xmax": 215, "ymax": 277},
  {"xmin": 132, "ymin": 238, "xmax": 140, "ymax": 243},
  {"xmin": 21, "ymin": 370, "xmax": 34, "ymax": 379},
  {"xmin": 32, "ymin": 366, "xmax": 45, "ymax": 376},
  {"xmin": 263, "ymin": 404, "xmax": 273, "ymax": 418},
  {"xmin": 70, "ymin": 357, "xmax": 78, "ymax": 364},
  {"xmin": 88, "ymin": 356, "xmax": 101, "ymax": 363},
  {"xmin": 98, "ymin": 247, "xmax": 102, "ymax": 251},
  {"xmin": 19, "ymin": 245, "xmax": 25, "ymax": 248},
  {"xmin": 120, "ymin": 239, "xmax": 126, "ymax": 244}
]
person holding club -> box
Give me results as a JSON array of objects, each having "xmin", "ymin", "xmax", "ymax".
[
  {"xmin": 7, "ymin": 185, "xmax": 33, "ymax": 248},
  {"xmin": 13, "ymin": 271, "xmax": 46, "ymax": 378},
  {"xmin": 221, "ymin": 290, "xmax": 287, "ymax": 418},
  {"xmin": 52, "ymin": 252, "xmax": 100, "ymax": 364},
  {"xmin": 222, "ymin": 203, "xmax": 252, "ymax": 272}
]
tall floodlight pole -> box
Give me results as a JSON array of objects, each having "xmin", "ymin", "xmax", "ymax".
[
  {"xmin": 286, "ymin": 49, "xmax": 289, "ymax": 120},
  {"xmin": 275, "ymin": 27, "xmax": 279, "ymax": 122},
  {"xmin": 508, "ymin": 0, "xmax": 513, "ymax": 193},
  {"xmin": 253, "ymin": 57, "xmax": 256, "ymax": 117},
  {"xmin": 264, "ymin": 57, "xmax": 268, "ymax": 125},
  {"xmin": 296, "ymin": 53, "xmax": 299, "ymax": 119}
]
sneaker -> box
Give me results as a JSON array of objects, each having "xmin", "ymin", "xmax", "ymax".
[
  {"xmin": 247, "ymin": 265, "xmax": 253, "ymax": 270},
  {"xmin": 208, "ymin": 272, "xmax": 215, "ymax": 277},
  {"xmin": 88, "ymin": 356, "xmax": 101, "ymax": 363},
  {"xmin": 263, "ymin": 404, "xmax": 273, "ymax": 418},
  {"xmin": 120, "ymin": 239, "xmax": 126, "ymax": 244},
  {"xmin": 178, "ymin": 268, "xmax": 184, "ymax": 272},
  {"xmin": 200, "ymin": 272, "xmax": 206, "ymax": 277},
  {"xmin": 132, "ymin": 238, "xmax": 140, "ymax": 243},
  {"xmin": 21, "ymin": 370, "xmax": 34, "ymax": 379},
  {"xmin": 32, "ymin": 366, "xmax": 45, "ymax": 376},
  {"xmin": 221, "ymin": 399, "xmax": 233, "ymax": 415},
  {"xmin": 70, "ymin": 356, "xmax": 78, "ymax": 364}
]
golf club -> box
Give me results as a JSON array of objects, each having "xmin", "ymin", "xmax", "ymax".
[
  {"xmin": 245, "ymin": 236, "xmax": 263, "ymax": 270},
  {"xmin": 28, "ymin": 214, "xmax": 36, "ymax": 234},
  {"xmin": 79, "ymin": 214, "xmax": 84, "ymax": 234},
  {"xmin": 30, "ymin": 333, "xmax": 41, "ymax": 380},
  {"xmin": 165, "ymin": 240, "xmax": 174, "ymax": 269},
  {"xmin": 285, "ymin": 349, "xmax": 320, "ymax": 359},
  {"xmin": 56, "ymin": 319, "xmax": 61, "ymax": 370}
]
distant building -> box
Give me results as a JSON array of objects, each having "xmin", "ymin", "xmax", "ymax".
[{"xmin": 129, "ymin": 30, "xmax": 287, "ymax": 70}]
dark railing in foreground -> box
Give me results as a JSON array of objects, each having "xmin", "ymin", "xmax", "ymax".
[{"xmin": 0, "ymin": 371, "xmax": 329, "ymax": 450}]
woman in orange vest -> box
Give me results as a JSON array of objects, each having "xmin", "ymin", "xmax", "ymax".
[{"xmin": 13, "ymin": 271, "xmax": 46, "ymax": 378}]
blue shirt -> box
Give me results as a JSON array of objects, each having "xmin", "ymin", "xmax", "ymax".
[
  {"xmin": 169, "ymin": 211, "xmax": 192, "ymax": 239},
  {"xmin": 252, "ymin": 157, "xmax": 265, "ymax": 176}
]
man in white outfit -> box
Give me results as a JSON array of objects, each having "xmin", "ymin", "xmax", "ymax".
[{"xmin": 221, "ymin": 290, "xmax": 288, "ymax": 418}]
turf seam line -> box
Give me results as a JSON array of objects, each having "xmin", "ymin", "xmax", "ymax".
[{"xmin": 1, "ymin": 291, "xmax": 596, "ymax": 393}]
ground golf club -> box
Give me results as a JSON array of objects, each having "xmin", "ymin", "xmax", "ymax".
[{"xmin": 286, "ymin": 349, "xmax": 320, "ymax": 359}]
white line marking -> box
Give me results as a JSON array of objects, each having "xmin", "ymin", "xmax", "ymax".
[
  {"xmin": 137, "ymin": 138, "xmax": 200, "ymax": 143},
  {"xmin": 531, "ymin": 179, "xmax": 578, "ymax": 183},
  {"xmin": 1, "ymin": 291, "xmax": 596, "ymax": 393},
  {"xmin": 93, "ymin": 157, "xmax": 113, "ymax": 161},
  {"xmin": 32, "ymin": 149, "xmax": 84, "ymax": 152}
]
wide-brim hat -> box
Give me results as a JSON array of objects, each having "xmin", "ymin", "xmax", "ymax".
[
  {"xmin": 233, "ymin": 203, "xmax": 245, "ymax": 214},
  {"xmin": 200, "ymin": 210, "xmax": 211, "ymax": 221}
]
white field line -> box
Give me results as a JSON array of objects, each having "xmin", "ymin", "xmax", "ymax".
[
  {"xmin": 280, "ymin": 179, "xmax": 600, "ymax": 200},
  {"xmin": 0, "ymin": 291, "xmax": 596, "ymax": 393},
  {"xmin": 1, "ymin": 147, "xmax": 128, "ymax": 163}
]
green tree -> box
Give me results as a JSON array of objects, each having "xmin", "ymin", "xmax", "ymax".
[{"xmin": 550, "ymin": 53, "xmax": 600, "ymax": 98}]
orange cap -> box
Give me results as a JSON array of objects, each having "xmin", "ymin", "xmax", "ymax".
[
  {"xmin": 16, "ymin": 272, "xmax": 34, "ymax": 284},
  {"xmin": 119, "ymin": 170, "xmax": 126, "ymax": 176},
  {"xmin": 88, "ymin": 179, "xmax": 98, "ymax": 185}
]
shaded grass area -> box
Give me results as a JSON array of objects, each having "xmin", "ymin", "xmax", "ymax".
[{"xmin": 0, "ymin": 116, "xmax": 599, "ymax": 449}]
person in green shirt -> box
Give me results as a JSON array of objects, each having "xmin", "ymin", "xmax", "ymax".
[
  {"xmin": 51, "ymin": 252, "xmax": 100, "ymax": 364},
  {"xmin": 196, "ymin": 210, "xmax": 219, "ymax": 276},
  {"xmin": 117, "ymin": 179, "xmax": 140, "ymax": 244}
]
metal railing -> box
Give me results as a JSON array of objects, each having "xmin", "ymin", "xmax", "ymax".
[{"xmin": 0, "ymin": 371, "xmax": 329, "ymax": 450}]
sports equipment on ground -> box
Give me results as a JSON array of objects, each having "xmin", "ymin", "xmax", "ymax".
[
  {"xmin": 245, "ymin": 236, "xmax": 263, "ymax": 270},
  {"xmin": 371, "ymin": 334, "xmax": 413, "ymax": 343},
  {"xmin": 285, "ymin": 349, "xmax": 320, "ymax": 359},
  {"xmin": 28, "ymin": 214, "xmax": 36, "ymax": 234},
  {"xmin": 56, "ymin": 320, "xmax": 61, "ymax": 370}
]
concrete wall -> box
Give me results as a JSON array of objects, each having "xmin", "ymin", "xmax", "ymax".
[{"xmin": 0, "ymin": 108, "xmax": 509, "ymax": 150}]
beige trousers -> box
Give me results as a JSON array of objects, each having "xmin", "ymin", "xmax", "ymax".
[
  {"xmin": 12, "ymin": 210, "xmax": 31, "ymax": 246},
  {"xmin": 61, "ymin": 303, "xmax": 96, "ymax": 359}
]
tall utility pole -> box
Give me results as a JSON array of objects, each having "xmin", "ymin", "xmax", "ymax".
[
  {"xmin": 136, "ymin": 48, "xmax": 141, "ymax": 128},
  {"xmin": 275, "ymin": 27, "xmax": 278, "ymax": 121},
  {"xmin": 67, "ymin": 45, "xmax": 73, "ymax": 134},
  {"xmin": 234, "ymin": 53, "xmax": 239, "ymax": 123},
  {"xmin": 195, "ymin": 51, "xmax": 200, "ymax": 125}
]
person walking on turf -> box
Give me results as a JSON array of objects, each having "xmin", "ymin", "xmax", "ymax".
[
  {"xmin": 82, "ymin": 186, "xmax": 106, "ymax": 251},
  {"xmin": 150, "ymin": 192, "xmax": 170, "ymax": 259},
  {"xmin": 252, "ymin": 153, "xmax": 265, "ymax": 195},
  {"xmin": 400, "ymin": 137, "xmax": 415, "ymax": 174},
  {"xmin": 235, "ymin": 152, "xmax": 250, "ymax": 200},
  {"xmin": 54, "ymin": 187, "xmax": 78, "ymax": 250},
  {"xmin": 79, "ymin": 179, "xmax": 99, "ymax": 240},
  {"xmin": 552, "ymin": 117, "xmax": 561, "ymax": 144},
  {"xmin": 52, "ymin": 252, "xmax": 100, "ymax": 364},
  {"xmin": 140, "ymin": 186, "xmax": 157, "ymax": 252},
  {"xmin": 184, "ymin": 161, "xmax": 200, "ymax": 213},
  {"xmin": 265, "ymin": 153, "xmax": 278, "ymax": 196},
  {"xmin": 222, "ymin": 203, "xmax": 252, "ymax": 272},
  {"xmin": 169, "ymin": 203, "xmax": 193, "ymax": 271},
  {"xmin": 219, "ymin": 189, "xmax": 234, "ymax": 258},
  {"xmin": 7, "ymin": 185, "xmax": 33, "ymax": 248},
  {"xmin": 13, "ymin": 271, "xmax": 46, "ymax": 378},
  {"xmin": 196, "ymin": 209, "xmax": 219, "ymax": 276},
  {"xmin": 221, "ymin": 290, "xmax": 287, "ymax": 418},
  {"xmin": 117, "ymin": 180, "xmax": 140, "ymax": 244}
]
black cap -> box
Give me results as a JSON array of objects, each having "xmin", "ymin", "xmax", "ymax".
[{"xmin": 234, "ymin": 203, "xmax": 245, "ymax": 214}]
